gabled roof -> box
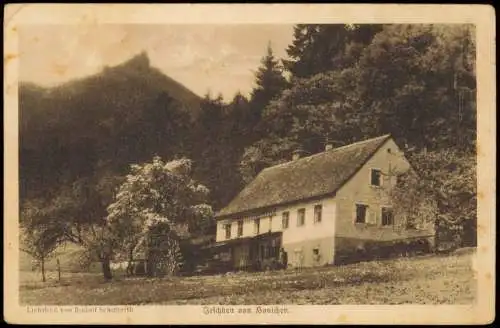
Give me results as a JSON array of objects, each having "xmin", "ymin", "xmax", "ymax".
[{"xmin": 216, "ymin": 134, "xmax": 392, "ymax": 219}]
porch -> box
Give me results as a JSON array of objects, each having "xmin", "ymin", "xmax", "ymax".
[{"xmin": 209, "ymin": 231, "xmax": 283, "ymax": 272}]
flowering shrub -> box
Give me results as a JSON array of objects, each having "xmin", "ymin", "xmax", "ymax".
[{"xmin": 106, "ymin": 156, "xmax": 214, "ymax": 277}]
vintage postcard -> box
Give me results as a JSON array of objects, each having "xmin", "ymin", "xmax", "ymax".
[{"xmin": 4, "ymin": 3, "xmax": 496, "ymax": 325}]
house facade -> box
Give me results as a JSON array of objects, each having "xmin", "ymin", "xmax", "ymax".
[{"xmin": 214, "ymin": 135, "xmax": 435, "ymax": 270}]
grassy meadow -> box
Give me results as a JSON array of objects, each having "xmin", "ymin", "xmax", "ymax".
[
  {"xmin": 19, "ymin": 248, "xmax": 476, "ymax": 305},
  {"xmin": 19, "ymin": 243, "xmax": 102, "ymax": 273}
]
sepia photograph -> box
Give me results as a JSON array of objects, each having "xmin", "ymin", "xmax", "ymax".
[{"xmin": 4, "ymin": 4, "xmax": 495, "ymax": 325}]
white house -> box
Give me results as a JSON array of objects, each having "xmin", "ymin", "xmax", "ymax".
[{"xmin": 213, "ymin": 134, "xmax": 435, "ymax": 270}]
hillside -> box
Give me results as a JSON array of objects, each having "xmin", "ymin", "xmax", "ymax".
[
  {"xmin": 20, "ymin": 249, "xmax": 476, "ymax": 305},
  {"xmin": 20, "ymin": 52, "xmax": 202, "ymax": 151},
  {"xmin": 19, "ymin": 52, "xmax": 203, "ymax": 201},
  {"xmin": 20, "ymin": 52, "xmax": 202, "ymax": 124},
  {"xmin": 19, "ymin": 243, "xmax": 91, "ymax": 273}
]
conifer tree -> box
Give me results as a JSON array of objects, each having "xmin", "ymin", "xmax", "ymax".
[
  {"xmin": 283, "ymin": 24, "xmax": 383, "ymax": 78},
  {"xmin": 248, "ymin": 43, "xmax": 289, "ymax": 140}
]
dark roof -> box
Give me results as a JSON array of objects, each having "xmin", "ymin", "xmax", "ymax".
[{"xmin": 216, "ymin": 134, "xmax": 392, "ymax": 219}]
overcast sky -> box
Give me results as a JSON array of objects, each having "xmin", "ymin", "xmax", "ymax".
[{"xmin": 19, "ymin": 24, "xmax": 295, "ymax": 100}]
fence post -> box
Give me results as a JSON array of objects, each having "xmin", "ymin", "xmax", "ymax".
[{"xmin": 57, "ymin": 258, "xmax": 61, "ymax": 282}]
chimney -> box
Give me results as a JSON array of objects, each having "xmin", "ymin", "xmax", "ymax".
[
  {"xmin": 292, "ymin": 148, "xmax": 304, "ymax": 161},
  {"xmin": 324, "ymin": 137, "xmax": 333, "ymax": 151}
]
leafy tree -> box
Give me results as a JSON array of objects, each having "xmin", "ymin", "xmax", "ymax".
[
  {"xmin": 136, "ymin": 218, "xmax": 183, "ymax": 277},
  {"xmin": 19, "ymin": 199, "xmax": 66, "ymax": 282},
  {"xmin": 391, "ymin": 149, "xmax": 476, "ymax": 250},
  {"xmin": 240, "ymin": 68, "xmax": 363, "ymax": 182},
  {"xmin": 245, "ymin": 24, "xmax": 476, "ymax": 181},
  {"xmin": 106, "ymin": 156, "xmax": 214, "ymax": 277},
  {"xmin": 78, "ymin": 223, "xmax": 116, "ymax": 280},
  {"xmin": 20, "ymin": 172, "xmax": 124, "ymax": 281},
  {"xmin": 20, "ymin": 228, "xmax": 59, "ymax": 282},
  {"xmin": 239, "ymin": 136, "xmax": 300, "ymax": 184},
  {"xmin": 356, "ymin": 24, "xmax": 476, "ymax": 151},
  {"xmin": 260, "ymin": 68, "xmax": 362, "ymax": 148}
]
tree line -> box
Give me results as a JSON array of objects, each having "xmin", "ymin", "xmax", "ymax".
[{"xmin": 20, "ymin": 24, "xmax": 477, "ymax": 281}]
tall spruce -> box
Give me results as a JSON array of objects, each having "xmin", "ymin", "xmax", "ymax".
[
  {"xmin": 190, "ymin": 93, "xmax": 244, "ymax": 210},
  {"xmin": 248, "ymin": 43, "xmax": 289, "ymax": 141},
  {"xmin": 284, "ymin": 24, "xmax": 383, "ymax": 78},
  {"xmin": 227, "ymin": 91, "xmax": 252, "ymax": 145}
]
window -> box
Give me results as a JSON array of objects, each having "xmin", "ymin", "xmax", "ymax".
[
  {"xmin": 254, "ymin": 218, "xmax": 260, "ymax": 234},
  {"xmin": 314, "ymin": 205, "xmax": 322, "ymax": 223},
  {"xmin": 371, "ymin": 169, "xmax": 382, "ymax": 186},
  {"xmin": 224, "ymin": 223, "xmax": 231, "ymax": 239},
  {"xmin": 312, "ymin": 248, "xmax": 321, "ymax": 264},
  {"xmin": 355, "ymin": 204, "xmax": 368, "ymax": 223},
  {"xmin": 282, "ymin": 211, "xmax": 290, "ymax": 229},
  {"xmin": 237, "ymin": 220, "xmax": 243, "ymax": 237},
  {"xmin": 297, "ymin": 208, "xmax": 305, "ymax": 226},
  {"xmin": 381, "ymin": 207, "xmax": 394, "ymax": 226}
]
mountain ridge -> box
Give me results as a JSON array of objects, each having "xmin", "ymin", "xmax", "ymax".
[
  {"xmin": 19, "ymin": 51, "xmax": 203, "ymax": 118},
  {"xmin": 19, "ymin": 52, "xmax": 204, "ymax": 200}
]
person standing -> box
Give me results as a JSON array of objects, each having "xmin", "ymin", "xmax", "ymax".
[{"xmin": 279, "ymin": 247, "xmax": 288, "ymax": 270}]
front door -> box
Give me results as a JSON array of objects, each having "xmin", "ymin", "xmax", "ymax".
[
  {"xmin": 233, "ymin": 244, "xmax": 250, "ymax": 269},
  {"xmin": 247, "ymin": 234, "xmax": 283, "ymax": 271}
]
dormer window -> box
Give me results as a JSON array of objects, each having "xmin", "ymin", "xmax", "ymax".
[{"xmin": 370, "ymin": 169, "xmax": 382, "ymax": 186}]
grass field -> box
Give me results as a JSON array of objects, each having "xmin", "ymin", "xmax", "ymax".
[
  {"xmin": 19, "ymin": 248, "xmax": 476, "ymax": 305},
  {"xmin": 19, "ymin": 243, "xmax": 102, "ymax": 273}
]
